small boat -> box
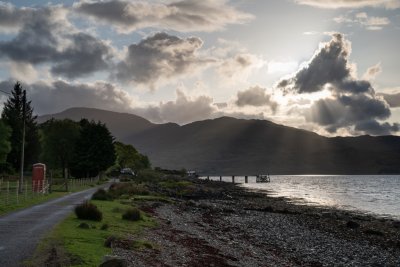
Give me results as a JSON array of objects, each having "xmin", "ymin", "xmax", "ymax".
[{"xmin": 256, "ymin": 174, "xmax": 270, "ymax": 183}]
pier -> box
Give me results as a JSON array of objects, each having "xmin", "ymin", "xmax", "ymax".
[{"xmin": 202, "ymin": 175, "xmax": 270, "ymax": 184}]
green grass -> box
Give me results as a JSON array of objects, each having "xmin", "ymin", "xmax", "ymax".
[
  {"xmin": 0, "ymin": 192, "xmax": 68, "ymax": 216},
  {"xmin": 0, "ymin": 182, "xmax": 103, "ymax": 216},
  {"xmin": 29, "ymin": 199, "xmax": 156, "ymax": 267}
]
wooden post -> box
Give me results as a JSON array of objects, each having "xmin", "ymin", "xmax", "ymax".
[
  {"xmin": 219, "ymin": 176, "xmax": 222, "ymax": 182},
  {"xmin": 6, "ymin": 181, "xmax": 9, "ymax": 204},
  {"xmin": 245, "ymin": 176, "xmax": 248, "ymax": 183},
  {"xmin": 16, "ymin": 181, "xmax": 19, "ymax": 204},
  {"xmin": 207, "ymin": 176, "xmax": 210, "ymax": 181},
  {"xmin": 25, "ymin": 181, "xmax": 27, "ymax": 200},
  {"xmin": 232, "ymin": 175, "xmax": 235, "ymax": 183}
]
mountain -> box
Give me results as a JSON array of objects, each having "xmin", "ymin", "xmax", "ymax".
[{"xmin": 38, "ymin": 107, "xmax": 400, "ymax": 175}]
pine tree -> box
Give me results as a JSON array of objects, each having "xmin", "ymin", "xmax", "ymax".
[
  {"xmin": 70, "ymin": 119, "xmax": 116, "ymax": 178},
  {"xmin": 1, "ymin": 82, "xmax": 40, "ymax": 172}
]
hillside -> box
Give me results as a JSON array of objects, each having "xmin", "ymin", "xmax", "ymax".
[{"xmin": 38, "ymin": 108, "xmax": 400, "ymax": 175}]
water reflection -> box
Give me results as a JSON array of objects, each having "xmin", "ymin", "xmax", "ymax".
[{"xmin": 201, "ymin": 175, "xmax": 400, "ymax": 219}]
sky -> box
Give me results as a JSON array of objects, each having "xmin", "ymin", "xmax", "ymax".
[{"xmin": 0, "ymin": 0, "xmax": 399, "ymax": 136}]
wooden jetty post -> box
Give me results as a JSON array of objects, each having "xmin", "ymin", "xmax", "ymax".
[
  {"xmin": 232, "ymin": 175, "xmax": 235, "ymax": 183},
  {"xmin": 207, "ymin": 175, "xmax": 210, "ymax": 181},
  {"xmin": 219, "ymin": 176, "xmax": 222, "ymax": 182},
  {"xmin": 245, "ymin": 175, "xmax": 248, "ymax": 183}
]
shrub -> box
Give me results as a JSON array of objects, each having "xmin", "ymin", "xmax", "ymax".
[
  {"xmin": 122, "ymin": 208, "xmax": 141, "ymax": 221},
  {"xmin": 92, "ymin": 188, "xmax": 112, "ymax": 201},
  {"xmin": 74, "ymin": 201, "xmax": 102, "ymax": 221},
  {"xmin": 109, "ymin": 183, "xmax": 149, "ymax": 198}
]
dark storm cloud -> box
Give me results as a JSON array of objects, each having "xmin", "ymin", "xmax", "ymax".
[
  {"xmin": 306, "ymin": 94, "xmax": 395, "ymax": 134},
  {"xmin": 278, "ymin": 33, "xmax": 371, "ymax": 94},
  {"xmin": 0, "ymin": 5, "xmax": 112, "ymax": 78},
  {"xmin": 379, "ymin": 92, "xmax": 400, "ymax": 108},
  {"xmin": 278, "ymin": 33, "xmax": 397, "ymax": 135},
  {"xmin": 235, "ymin": 86, "xmax": 277, "ymax": 113},
  {"xmin": 115, "ymin": 32, "xmax": 213, "ymax": 87},
  {"xmin": 74, "ymin": 0, "xmax": 253, "ymax": 33},
  {"xmin": 52, "ymin": 33, "xmax": 112, "ymax": 79},
  {"xmin": 355, "ymin": 120, "xmax": 399, "ymax": 136}
]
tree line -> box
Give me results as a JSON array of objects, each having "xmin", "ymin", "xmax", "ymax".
[{"xmin": 0, "ymin": 82, "xmax": 150, "ymax": 179}]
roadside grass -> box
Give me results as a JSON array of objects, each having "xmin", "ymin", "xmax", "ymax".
[
  {"xmin": 0, "ymin": 183, "xmax": 101, "ymax": 216},
  {"xmin": 26, "ymin": 199, "xmax": 156, "ymax": 267},
  {"xmin": 0, "ymin": 192, "xmax": 67, "ymax": 216}
]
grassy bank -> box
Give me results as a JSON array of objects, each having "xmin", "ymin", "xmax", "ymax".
[
  {"xmin": 0, "ymin": 181, "xmax": 101, "ymax": 216},
  {"xmin": 25, "ymin": 194, "xmax": 156, "ymax": 266}
]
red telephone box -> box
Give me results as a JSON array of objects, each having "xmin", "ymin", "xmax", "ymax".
[{"xmin": 32, "ymin": 163, "xmax": 46, "ymax": 192}]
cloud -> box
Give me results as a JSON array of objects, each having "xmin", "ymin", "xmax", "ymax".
[
  {"xmin": 0, "ymin": 2, "xmax": 39, "ymax": 32},
  {"xmin": 279, "ymin": 33, "xmax": 398, "ymax": 135},
  {"xmin": 379, "ymin": 92, "xmax": 400, "ymax": 107},
  {"xmin": 278, "ymin": 33, "xmax": 366, "ymax": 94},
  {"xmin": 115, "ymin": 32, "xmax": 213, "ymax": 88},
  {"xmin": 0, "ymin": 79, "xmax": 135, "ymax": 115},
  {"xmin": 217, "ymin": 53, "xmax": 263, "ymax": 83},
  {"xmin": 334, "ymin": 12, "xmax": 390, "ymax": 30},
  {"xmin": 235, "ymin": 86, "xmax": 277, "ymax": 113},
  {"xmin": 295, "ymin": 0, "xmax": 400, "ymax": 9},
  {"xmin": 363, "ymin": 63, "xmax": 382, "ymax": 80},
  {"xmin": 0, "ymin": 4, "xmax": 112, "ymax": 78},
  {"xmin": 355, "ymin": 120, "xmax": 399, "ymax": 135},
  {"xmin": 134, "ymin": 90, "xmax": 216, "ymax": 124},
  {"xmin": 74, "ymin": 0, "xmax": 253, "ymax": 33}
]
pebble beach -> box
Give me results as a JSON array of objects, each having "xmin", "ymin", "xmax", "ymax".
[{"xmin": 111, "ymin": 178, "xmax": 400, "ymax": 266}]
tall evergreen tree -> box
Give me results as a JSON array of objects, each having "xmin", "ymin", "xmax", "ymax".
[
  {"xmin": 0, "ymin": 120, "xmax": 11, "ymax": 163},
  {"xmin": 71, "ymin": 119, "xmax": 116, "ymax": 178},
  {"xmin": 1, "ymin": 82, "xmax": 40, "ymax": 172},
  {"xmin": 41, "ymin": 119, "xmax": 80, "ymax": 178}
]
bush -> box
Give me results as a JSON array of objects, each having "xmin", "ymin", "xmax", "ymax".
[
  {"xmin": 122, "ymin": 208, "xmax": 141, "ymax": 221},
  {"xmin": 75, "ymin": 201, "xmax": 102, "ymax": 221},
  {"xmin": 108, "ymin": 183, "xmax": 149, "ymax": 198},
  {"xmin": 92, "ymin": 188, "xmax": 112, "ymax": 201}
]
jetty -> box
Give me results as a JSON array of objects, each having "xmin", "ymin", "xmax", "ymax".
[{"xmin": 200, "ymin": 174, "xmax": 271, "ymax": 184}]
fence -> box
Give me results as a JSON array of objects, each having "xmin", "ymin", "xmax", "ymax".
[
  {"xmin": 0, "ymin": 176, "xmax": 100, "ymax": 207},
  {"xmin": 0, "ymin": 178, "xmax": 48, "ymax": 206}
]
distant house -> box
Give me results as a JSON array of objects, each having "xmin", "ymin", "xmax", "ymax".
[
  {"xmin": 187, "ymin": 170, "xmax": 197, "ymax": 177},
  {"xmin": 120, "ymin": 168, "xmax": 135, "ymax": 176}
]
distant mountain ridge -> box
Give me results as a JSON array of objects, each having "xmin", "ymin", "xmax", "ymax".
[{"xmin": 38, "ymin": 107, "xmax": 400, "ymax": 175}]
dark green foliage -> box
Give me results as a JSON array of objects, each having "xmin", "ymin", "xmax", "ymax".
[
  {"xmin": 114, "ymin": 141, "xmax": 151, "ymax": 172},
  {"xmin": 0, "ymin": 120, "xmax": 11, "ymax": 163},
  {"xmin": 92, "ymin": 188, "xmax": 113, "ymax": 201},
  {"xmin": 135, "ymin": 169, "xmax": 162, "ymax": 183},
  {"xmin": 1, "ymin": 82, "xmax": 40, "ymax": 171},
  {"xmin": 40, "ymin": 119, "xmax": 80, "ymax": 178},
  {"xmin": 108, "ymin": 183, "xmax": 149, "ymax": 198},
  {"xmin": 74, "ymin": 201, "xmax": 102, "ymax": 221},
  {"xmin": 71, "ymin": 119, "xmax": 116, "ymax": 178},
  {"xmin": 122, "ymin": 208, "xmax": 141, "ymax": 221}
]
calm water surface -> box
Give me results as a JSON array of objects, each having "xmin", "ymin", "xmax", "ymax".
[{"xmin": 202, "ymin": 175, "xmax": 400, "ymax": 219}]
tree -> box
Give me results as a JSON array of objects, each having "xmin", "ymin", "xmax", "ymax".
[
  {"xmin": 40, "ymin": 119, "xmax": 80, "ymax": 179},
  {"xmin": 0, "ymin": 120, "xmax": 11, "ymax": 163},
  {"xmin": 1, "ymin": 82, "xmax": 40, "ymax": 172},
  {"xmin": 70, "ymin": 119, "xmax": 116, "ymax": 178},
  {"xmin": 114, "ymin": 141, "xmax": 151, "ymax": 172}
]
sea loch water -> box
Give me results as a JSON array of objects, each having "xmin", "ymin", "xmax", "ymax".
[{"xmin": 202, "ymin": 175, "xmax": 400, "ymax": 219}]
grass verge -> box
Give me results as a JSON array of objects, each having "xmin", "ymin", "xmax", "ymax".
[
  {"xmin": 0, "ymin": 192, "xmax": 68, "ymax": 216},
  {"xmin": 0, "ymin": 183, "xmax": 102, "ymax": 216},
  {"xmin": 25, "ymin": 199, "xmax": 156, "ymax": 267}
]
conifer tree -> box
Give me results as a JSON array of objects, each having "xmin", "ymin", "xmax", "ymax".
[{"xmin": 1, "ymin": 82, "xmax": 40, "ymax": 172}]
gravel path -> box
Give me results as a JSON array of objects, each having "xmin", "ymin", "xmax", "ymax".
[{"xmin": 0, "ymin": 186, "xmax": 106, "ymax": 267}]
